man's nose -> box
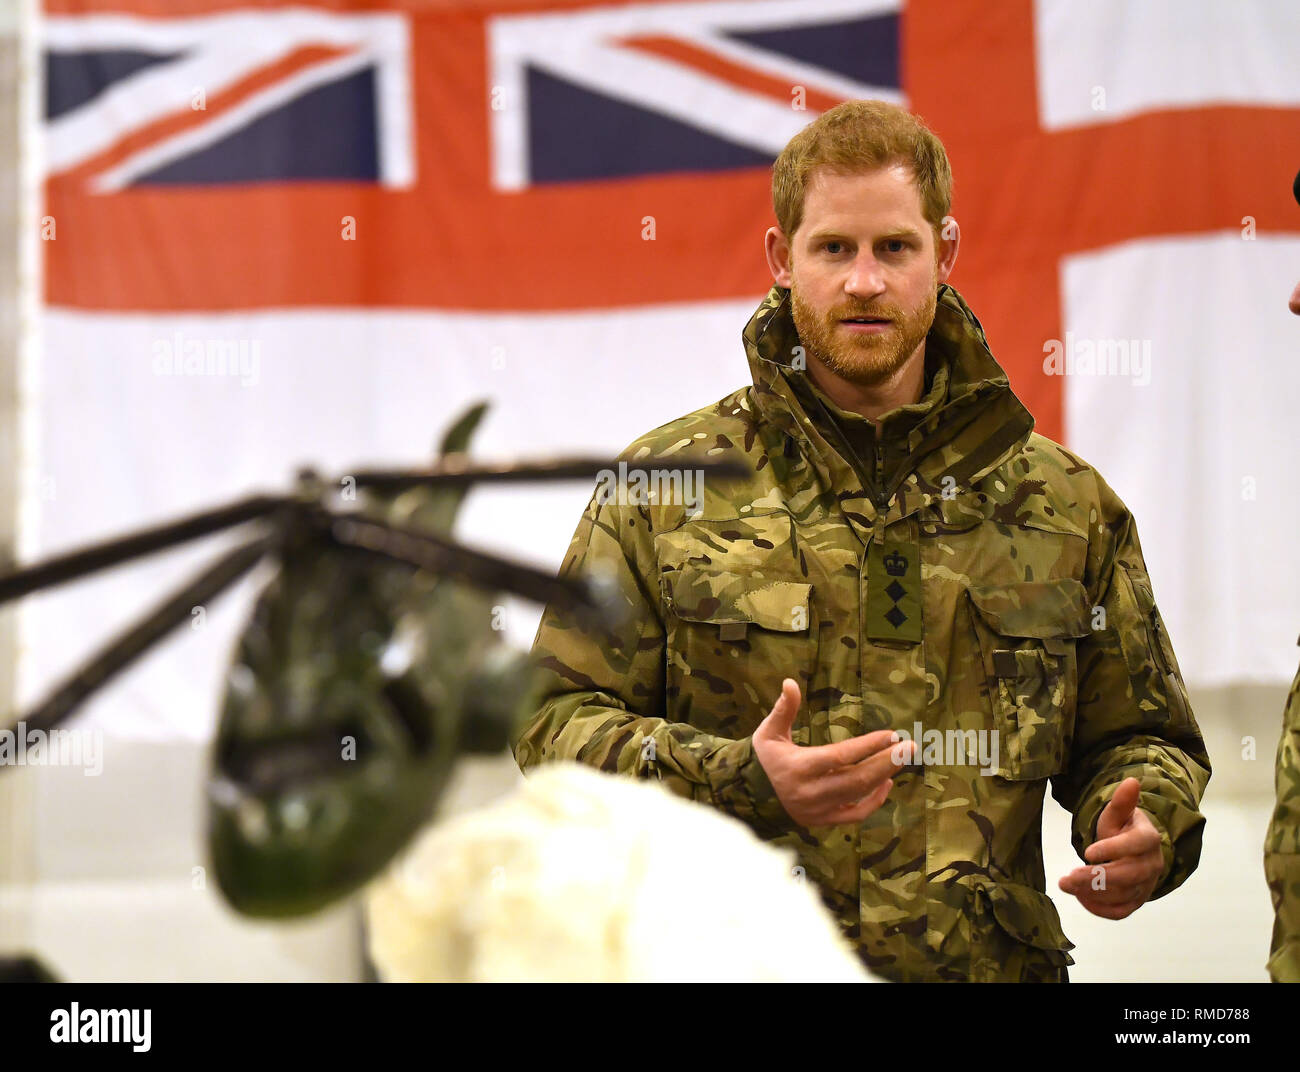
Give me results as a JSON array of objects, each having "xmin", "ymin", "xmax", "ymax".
[{"xmin": 844, "ymin": 252, "xmax": 886, "ymax": 300}]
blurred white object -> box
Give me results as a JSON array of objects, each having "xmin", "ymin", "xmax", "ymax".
[{"xmin": 365, "ymin": 761, "xmax": 876, "ymax": 982}]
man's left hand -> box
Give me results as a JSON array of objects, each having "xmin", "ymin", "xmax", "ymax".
[{"xmin": 1058, "ymin": 777, "xmax": 1165, "ymax": 920}]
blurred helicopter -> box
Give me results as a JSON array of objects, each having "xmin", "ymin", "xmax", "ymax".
[{"xmin": 0, "ymin": 401, "xmax": 745, "ymax": 923}]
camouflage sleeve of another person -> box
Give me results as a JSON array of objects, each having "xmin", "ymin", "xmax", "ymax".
[
  {"xmin": 1265, "ymin": 664, "xmax": 1300, "ymax": 982},
  {"xmin": 511, "ymin": 490, "xmax": 798, "ymax": 840},
  {"xmin": 1051, "ymin": 472, "xmax": 1211, "ymax": 902}
]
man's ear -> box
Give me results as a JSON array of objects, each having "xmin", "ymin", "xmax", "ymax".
[
  {"xmin": 764, "ymin": 226, "xmax": 793, "ymax": 288},
  {"xmin": 935, "ymin": 217, "xmax": 960, "ymax": 284}
]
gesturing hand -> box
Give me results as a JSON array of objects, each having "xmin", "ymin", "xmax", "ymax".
[
  {"xmin": 751, "ymin": 678, "xmax": 914, "ymax": 828},
  {"xmin": 1057, "ymin": 777, "xmax": 1165, "ymax": 920}
]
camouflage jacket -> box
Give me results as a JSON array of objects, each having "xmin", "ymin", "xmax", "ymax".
[
  {"xmin": 1266, "ymin": 660, "xmax": 1300, "ymax": 982},
  {"xmin": 512, "ymin": 282, "xmax": 1211, "ymax": 982}
]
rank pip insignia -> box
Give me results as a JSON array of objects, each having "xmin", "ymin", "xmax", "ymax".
[{"xmin": 867, "ymin": 537, "xmax": 922, "ymax": 644}]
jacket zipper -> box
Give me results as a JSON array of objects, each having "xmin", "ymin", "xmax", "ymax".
[{"xmin": 800, "ymin": 379, "xmax": 889, "ymax": 510}]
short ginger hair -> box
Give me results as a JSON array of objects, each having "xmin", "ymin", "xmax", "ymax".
[{"xmin": 771, "ymin": 99, "xmax": 953, "ymax": 241}]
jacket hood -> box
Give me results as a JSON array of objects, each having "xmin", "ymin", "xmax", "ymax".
[{"xmin": 741, "ymin": 283, "xmax": 1035, "ymax": 521}]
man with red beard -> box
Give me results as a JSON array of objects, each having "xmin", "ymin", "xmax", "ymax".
[{"xmin": 514, "ymin": 100, "xmax": 1209, "ymax": 981}]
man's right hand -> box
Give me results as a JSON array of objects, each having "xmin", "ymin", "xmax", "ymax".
[{"xmin": 751, "ymin": 678, "xmax": 914, "ymax": 828}]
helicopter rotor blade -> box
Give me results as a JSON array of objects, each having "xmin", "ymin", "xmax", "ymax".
[
  {"xmin": 3, "ymin": 534, "xmax": 275, "ymax": 743},
  {"xmin": 346, "ymin": 455, "xmax": 749, "ymax": 494},
  {"xmin": 321, "ymin": 510, "xmax": 616, "ymax": 619},
  {"xmin": 0, "ymin": 494, "xmax": 286, "ymax": 608}
]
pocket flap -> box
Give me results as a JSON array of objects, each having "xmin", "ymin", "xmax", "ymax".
[
  {"xmin": 662, "ymin": 570, "xmax": 813, "ymax": 632},
  {"xmin": 972, "ymin": 876, "xmax": 1076, "ymax": 953},
  {"xmin": 967, "ymin": 578, "xmax": 1092, "ymax": 639},
  {"xmin": 1266, "ymin": 941, "xmax": 1300, "ymax": 984}
]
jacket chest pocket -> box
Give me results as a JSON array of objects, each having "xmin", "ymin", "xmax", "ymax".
[
  {"xmin": 965, "ymin": 579, "xmax": 1092, "ymax": 781},
  {"xmin": 659, "ymin": 561, "xmax": 818, "ymax": 742}
]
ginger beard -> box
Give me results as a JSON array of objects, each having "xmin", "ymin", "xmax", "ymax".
[{"xmin": 789, "ymin": 258, "xmax": 938, "ymax": 387}]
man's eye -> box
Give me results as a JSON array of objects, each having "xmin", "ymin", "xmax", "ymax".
[
  {"xmin": 823, "ymin": 241, "xmax": 844, "ymax": 254},
  {"xmin": 883, "ymin": 240, "xmax": 906, "ymax": 253}
]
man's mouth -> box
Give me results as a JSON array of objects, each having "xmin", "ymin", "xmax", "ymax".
[{"xmin": 839, "ymin": 316, "xmax": 892, "ymax": 332}]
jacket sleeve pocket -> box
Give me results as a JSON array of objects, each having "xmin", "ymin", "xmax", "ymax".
[
  {"xmin": 1120, "ymin": 566, "xmax": 1192, "ymax": 730},
  {"xmin": 969, "ymin": 875, "xmax": 1076, "ymax": 982},
  {"xmin": 966, "ymin": 578, "xmax": 1093, "ymax": 781}
]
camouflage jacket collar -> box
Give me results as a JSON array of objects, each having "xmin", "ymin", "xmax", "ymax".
[
  {"xmin": 741, "ymin": 282, "xmax": 1036, "ymax": 524},
  {"xmin": 792, "ymin": 342, "xmax": 952, "ymax": 448}
]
